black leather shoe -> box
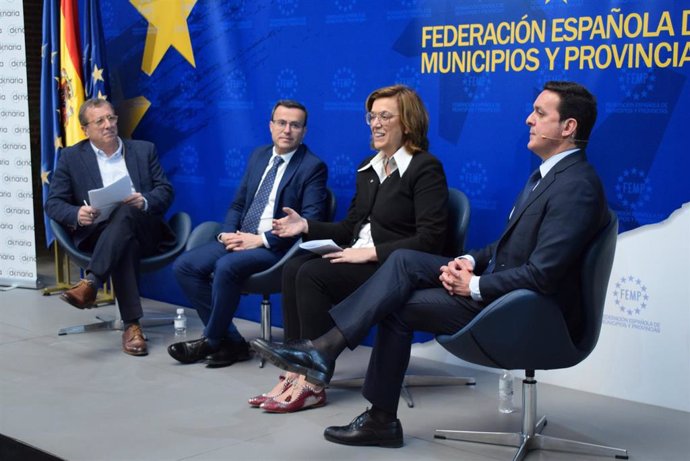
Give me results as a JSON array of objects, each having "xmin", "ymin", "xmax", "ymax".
[
  {"xmin": 250, "ymin": 338, "xmax": 334, "ymax": 387},
  {"xmin": 167, "ymin": 337, "xmax": 216, "ymax": 364},
  {"xmin": 206, "ymin": 339, "xmax": 251, "ymax": 368},
  {"xmin": 324, "ymin": 409, "xmax": 403, "ymax": 447}
]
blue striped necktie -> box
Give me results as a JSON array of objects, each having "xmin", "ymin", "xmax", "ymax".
[{"xmin": 240, "ymin": 156, "xmax": 284, "ymax": 233}]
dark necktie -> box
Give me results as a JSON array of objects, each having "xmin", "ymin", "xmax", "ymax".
[
  {"xmin": 485, "ymin": 169, "xmax": 542, "ymax": 274},
  {"xmin": 240, "ymin": 156, "xmax": 284, "ymax": 233},
  {"xmin": 512, "ymin": 168, "xmax": 542, "ymax": 216}
]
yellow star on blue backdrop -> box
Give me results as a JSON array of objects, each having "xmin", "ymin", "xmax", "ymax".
[{"xmin": 130, "ymin": 0, "xmax": 198, "ymax": 76}]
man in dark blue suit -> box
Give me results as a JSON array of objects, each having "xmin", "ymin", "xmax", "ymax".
[
  {"xmin": 46, "ymin": 99, "xmax": 175, "ymax": 356},
  {"xmin": 252, "ymin": 81, "xmax": 609, "ymax": 447},
  {"xmin": 168, "ymin": 100, "xmax": 328, "ymax": 368}
]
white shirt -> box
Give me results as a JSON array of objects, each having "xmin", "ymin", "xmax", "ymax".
[
  {"xmin": 464, "ymin": 149, "xmax": 580, "ymax": 301},
  {"xmin": 352, "ymin": 147, "xmax": 413, "ymax": 248},
  {"xmin": 89, "ymin": 137, "xmax": 147, "ymax": 210},
  {"xmin": 91, "ymin": 137, "xmax": 129, "ymax": 187}
]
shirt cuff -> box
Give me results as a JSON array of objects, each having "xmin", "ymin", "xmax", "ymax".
[
  {"xmin": 469, "ymin": 275, "xmax": 482, "ymax": 301},
  {"xmin": 142, "ymin": 196, "xmax": 149, "ymax": 211},
  {"xmin": 456, "ymin": 254, "xmax": 476, "ymax": 270},
  {"xmin": 261, "ymin": 232, "xmax": 270, "ymax": 248},
  {"xmin": 216, "ymin": 233, "xmax": 223, "ymax": 243}
]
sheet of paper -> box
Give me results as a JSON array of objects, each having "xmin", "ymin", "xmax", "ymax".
[
  {"xmin": 299, "ymin": 239, "xmax": 343, "ymax": 255},
  {"xmin": 87, "ymin": 176, "xmax": 133, "ymax": 224}
]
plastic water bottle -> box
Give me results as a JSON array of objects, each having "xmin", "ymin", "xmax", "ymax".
[
  {"xmin": 498, "ymin": 370, "xmax": 515, "ymax": 413},
  {"xmin": 174, "ymin": 308, "xmax": 187, "ymax": 337}
]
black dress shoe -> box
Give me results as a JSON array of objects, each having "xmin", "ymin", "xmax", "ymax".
[
  {"xmin": 167, "ymin": 337, "xmax": 216, "ymax": 364},
  {"xmin": 206, "ymin": 339, "xmax": 251, "ymax": 368},
  {"xmin": 250, "ymin": 339, "xmax": 334, "ymax": 387},
  {"xmin": 324, "ymin": 408, "xmax": 403, "ymax": 448}
]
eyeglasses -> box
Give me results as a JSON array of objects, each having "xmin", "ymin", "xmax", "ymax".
[
  {"xmin": 272, "ymin": 119, "xmax": 304, "ymax": 130},
  {"xmin": 85, "ymin": 114, "xmax": 118, "ymax": 127},
  {"xmin": 365, "ymin": 111, "xmax": 399, "ymax": 125}
]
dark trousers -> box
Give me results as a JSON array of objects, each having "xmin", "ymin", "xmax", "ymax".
[
  {"xmin": 329, "ymin": 249, "xmax": 484, "ymax": 414},
  {"xmin": 281, "ymin": 251, "xmax": 379, "ymax": 342},
  {"xmin": 78, "ymin": 205, "xmax": 167, "ymax": 322},
  {"xmin": 173, "ymin": 241, "xmax": 280, "ymax": 343}
]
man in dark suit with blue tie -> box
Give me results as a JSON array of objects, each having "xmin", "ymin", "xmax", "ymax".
[
  {"xmin": 252, "ymin": 81, "xmax": 609, "ymax": 447},
  {"xmin": 168, "ymin": 100, "xmax": 328, "ymax": 368},
  {"xmin": 45, "ymin": 99, "xmax": 176, "ymax": 356}
]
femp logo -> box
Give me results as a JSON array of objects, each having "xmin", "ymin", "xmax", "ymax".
[
  {"xmin": 613, "ymin": 167, "xmax": 664, "ymax": 228},
  {"xmin": 613, "ymin": 275, "xmax": 649, "ymax": 315},
  {"xmin": 619, "ymin": 68, "xmax": 655, "ymax": 100},
  {"xmin": 462, "ymin": 73, "xmax": 491, "ymax": 99},
  {"xmin": 458, "ymin": 160, "xmax": 487, "ymax": 198},
  {"xmin": 395, "ymin": 65, "xmax": 421, "ymax": 90},
  {"xmin": 220, "ymin": 147, "xmax": 247, "ymax": 187},
  {"xmin": 174, "ymin": 145, "xmax": 204, "ymax": 184},
  {"xmin": 616, "ymin": 168, "xmax": 651, "ymax": 211},
  {"xmin": 333, "ymin": 67, "xmax": 356, "ymax": 101},
  {"xmin": 325, "ymin": 67, "xmax": 359, "ymax": 111},
  {"xmin": 330, "ymin": 153, "xmax": 355, "ymax": 190},
  {"xmin": 224, "ymin": 69, "xmax": 248, "ymax": 101},
  {"xmin": 604, "ymin": 274, "xmax": 660, "ymax": 333},
  {"xmin": 453, "ymin": 74, "xmax": 500, "ymax": 113},
  {"xmin": 606, "ymin": 68, "xmax": 668, "ymax": 115},
  {"xmin": 180, "ymin": 145, "xmax": 199, "ymax": 176},
  {"xmin": 458, "ymin": 160, "xmax": 496, "ymax": 210},
  {"xmin": 220, "ymin": 69, "xmax": 254, "ymax": 110},
  {"xmin": 276, "ymin": 68, "xmax": 298, "ymax": 99}
]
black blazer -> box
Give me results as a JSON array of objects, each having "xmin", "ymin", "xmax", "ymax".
[
  {"xmin": 307, "ymin": 150, "xmax": 449, "ymax": 263},
  {"xmin": 471, "ymin": 151, "xmax": 609, "ymax": 338},
  {"xmin": 45, "ymin": 138, "xmax": 174, "ymax": 249}
]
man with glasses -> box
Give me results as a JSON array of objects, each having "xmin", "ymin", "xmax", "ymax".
[
  {"xmin": 46, "ymin": 98, "xmax": 176, "ymax": 356},
  {"xmin": 168, "ymin": 100, "xmax": 328, "ymax": 368}
]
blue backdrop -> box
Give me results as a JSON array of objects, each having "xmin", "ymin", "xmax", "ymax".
[{"xmin": 92, "ymin": 0, "xmax": 689, "ymax": 330}]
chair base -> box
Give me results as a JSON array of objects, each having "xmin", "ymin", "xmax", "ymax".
[
  {"xmin": 330, "ymin": 374, "xmax": 476, "ymax": 408},
  {"xmin": 259, "ymin": 297, "xmax": 271, "ymax": 368},
  {"xmin": 58, "ymin": 313, "xmax": 175, "ymax": 336},
  {"xmin": 434, "ymin": 376, "xmax": 628, "ymax": 460},
  {"xmin": 435, "ymin": 423, "xmax": 628, "ymax": 461}
]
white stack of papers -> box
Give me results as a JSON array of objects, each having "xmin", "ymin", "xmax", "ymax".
[
  {"xmin": 88, "ymin": 176, "xmax": 132, "ymax": 224},
  {"xmin": 299, "ymin": 239, "xmax": 343, "ymax": 255}
]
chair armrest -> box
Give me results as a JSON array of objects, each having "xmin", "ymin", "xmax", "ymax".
[
  {"xmin": 49, "ymin": 219, "xmax": 92, "ymax": 268},
  {"xmin": 241, "ymin": 238, "xmax": 303, "ymax": 295},
  {"xmin": 141, "ymin": 212, "xmax": 192, "ymax": 272},
  {"xmin": 186, "ymin": 221, "xmax": 223, "ymax": 251}
]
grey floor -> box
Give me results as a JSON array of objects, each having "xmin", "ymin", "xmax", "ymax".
[{"xmin": 1, "ymin": 286, "xmax": 689, "ymax": 461}]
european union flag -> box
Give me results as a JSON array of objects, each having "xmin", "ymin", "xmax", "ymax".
[
  {"xmin": 81, "ymin": 0, "xmax": 110, "ymax": 100},
  {"xmin": 39, "ymin": 0, "xmax": 62, "ymax": 247}
]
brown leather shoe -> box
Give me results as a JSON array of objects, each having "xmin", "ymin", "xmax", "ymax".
[
  {"xmin": 59, "ymin": 279, "xmax": 97, "ymax": 309},
  {"xmin": 122, "ymin": 323, "xmax": 148, "ymax": 356}
]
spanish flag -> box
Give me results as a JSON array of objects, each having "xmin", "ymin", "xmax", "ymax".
[{"xmin": 59, "ymin": 0, "xmax": 86, "ymax": 146}]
